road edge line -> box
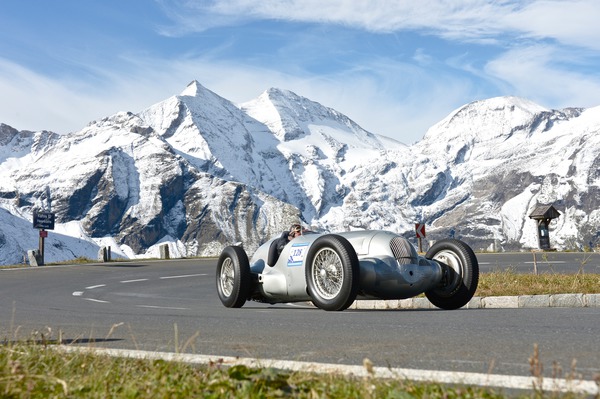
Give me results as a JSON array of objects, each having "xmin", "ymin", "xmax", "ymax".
[{"xmin": 56, "ymin": 346, "xmax": 598, "ymax": 395}]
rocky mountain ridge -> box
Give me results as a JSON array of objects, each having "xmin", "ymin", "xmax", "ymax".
[{"xmin": 0, "ymin": 81, "xmax": 598, "ymax": 265}]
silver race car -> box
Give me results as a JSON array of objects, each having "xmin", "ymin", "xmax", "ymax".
[{"xmin": 216, "ymin": 230, "xmax": 478, "ymax": 311}]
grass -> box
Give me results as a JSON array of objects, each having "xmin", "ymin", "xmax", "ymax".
[
  {"xmin": 2, "ymin": 340, "xmax": 592, "ymax": 398},
  {"xmin": 477, "ymin": 271, "xmax": 600, "ymax": 297}
]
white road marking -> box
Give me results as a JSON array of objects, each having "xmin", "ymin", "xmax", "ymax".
[
  {"xmin": 524, "ymin": 261, "xmax": 566, "ymax": 264},
  {"xmin": 75, "ymin": 275, "xmax": 206, "ymax": 307},
  {"xmin": 57, "ymin": 346, "xmax": 598, "ymax": 395},
  {"xmin": 285, "ymin": 302, "xmax": 313, "ymax": 308},
  {"xmin": 137, "ymin": 305, "xmax": 189, "ymax": 310},
  {"xmin": 478, "ymin": 261, "xmax": 567, "ymax": 265},
  {"xmin": 83, "ymin": 298, "xmax": 109, "ymax": 304},
  {"xmin": 120, "ymin": 278, "xmax": 149, "ymax": 283},
  {"xmin": 159, "ymin": 273, "xmax": 207, "ymax": 279}
]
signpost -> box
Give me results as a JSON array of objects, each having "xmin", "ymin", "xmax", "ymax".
[
  {"xmin": 33, "ymin": 211, "xmax": 55, "ymax": 230},
  {"xmin": 33, "ymin": 210, "xmax": 55, "ymax": 266},
  {"xmin": 415, "ymin": 223, "xmax": 426, "ymax": 253}
]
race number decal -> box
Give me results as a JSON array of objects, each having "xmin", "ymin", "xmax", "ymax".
[{"xmin": 287, "ymin": 243, "xmax": 309, "ymax": 267}]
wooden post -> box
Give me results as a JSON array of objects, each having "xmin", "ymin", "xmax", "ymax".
[{"xmin": 38, "ymin": 229, "xmax": 45, "ymax": 266}]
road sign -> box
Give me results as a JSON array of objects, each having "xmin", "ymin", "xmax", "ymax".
[
  {"xmin": 33, "ymin": 211, "xmax": 55, "ymax": 230},
  {"xmin": 39, "ymin": 230, "xmax": 48, "ymax": 238},
  {"xmin": 415, "ymin": 223, "xmax": 426, "ymax": 238}
]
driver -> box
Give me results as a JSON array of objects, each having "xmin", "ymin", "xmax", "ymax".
[{"xmin": 274, "ymin": 223, "xmax": 303, "ymax": 258}]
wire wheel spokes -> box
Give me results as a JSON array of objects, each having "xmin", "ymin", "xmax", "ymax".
[
  {"xmin": 220, "ymin": 258, "xmax": 235, "ymax": 297},
  {"xmin": 312, "ymin": 248, "xmax": 344, "ymax": 299}
]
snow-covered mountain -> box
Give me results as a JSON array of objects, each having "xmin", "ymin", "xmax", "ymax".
[
  {"xmin": 412, "ymin": 97, "xmax": 599, "ymax": 250},
  {"xmin": 1, "ymin": 81, "xmax": 598, "ymax": 265}
]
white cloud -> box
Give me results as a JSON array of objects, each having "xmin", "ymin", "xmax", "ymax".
[
  {"xmin": 158, "ymin": 0, "xmax": 512, "ymax": 38},
  {"xmin": 0, "ymin": 58, "xmax": 187, "ymax": 134},
  {"xmin": 504, "ymin": 0, "xmax": 600, "ymax": 51},
  {"xmin": 0, "ymin": 59, "xmax": 95, "ymax": 133},
  {"xmin": 3, "ymin": 0, "xmax": 600, "ymax": 144},
  {"xmin": 485, "ymin": 45, "xmax": 600, "ymax": 109},
  {"xmin": 159, "ymin": 0, "xmax": 600, "ymax": 52},
  {"xmin": 0, "ymin": 52, "xmax": 472, "ymax": 144}
]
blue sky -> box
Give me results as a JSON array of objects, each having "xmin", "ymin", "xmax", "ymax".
[{"xmin": 1, "ymin": 1, "xmax": 599, "ymax": 144}]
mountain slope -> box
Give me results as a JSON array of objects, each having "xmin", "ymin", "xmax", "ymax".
[
  {"xmin": 0, "ymin": 102, "xmax": 301, "ymax": 264},
  {"xmin": 0, "ymin": 85, "xmax": 598, "ymax": 265},
  {"xmin": 410, "ymin": 98, "xmax": 599, "ymax": 249}
]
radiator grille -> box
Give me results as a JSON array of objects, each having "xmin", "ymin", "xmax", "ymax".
[{"xmin": 390, "ymin": 237, "xmax": 417, "ymax": 265}]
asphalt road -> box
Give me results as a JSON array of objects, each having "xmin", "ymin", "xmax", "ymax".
[
  {"xmin": 477, "ymin": 251, "xmax": 600, "ymax": 274},
  {"xmin": 1, "ymin": 255, "xmax": 599, "ymax": 381}
]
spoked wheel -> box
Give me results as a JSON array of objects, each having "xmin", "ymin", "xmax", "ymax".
[
  {"xmin": 425, "ymin": 239, "xmax": 479, "ymax": 310},
  {"xmin": 305, "ymin": 234, "xmax": 359, "ymax": 311},
  {"xmin": 216, "ymin": 246, "xmax": 251, "ymax": 308},
  {"xmin": 312, "ymin": 248, "xmax": 344, "ymax": 299}
]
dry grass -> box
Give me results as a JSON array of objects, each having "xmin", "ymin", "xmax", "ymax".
[
  {"xmin": 477, "ymin": 271, "xmax": 600, "ymax": 297},
  {"xmin": 3, "ymin": 340, "xmax": 589, "ymax": 398}
]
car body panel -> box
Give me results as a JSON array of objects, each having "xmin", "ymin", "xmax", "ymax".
[{"xmin": 248, "ymin": 230, "xmax": 444, "ymax": 303}]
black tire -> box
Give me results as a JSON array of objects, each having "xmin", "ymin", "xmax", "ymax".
[
  {"xmin": 216, "ymin": 246, "xmax": 251, "ymax": 308},
  {"xmin": 425, "ymin": 239, "xmax": 479, "ymax": 310},
  {"xmin": 305, "ymin": 234, "xmax": 360, "ymax": 311}
]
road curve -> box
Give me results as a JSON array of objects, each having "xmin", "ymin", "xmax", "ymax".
[{"xmin": 1, "ymin": 257, "xmax": 599, "ymax": 382}]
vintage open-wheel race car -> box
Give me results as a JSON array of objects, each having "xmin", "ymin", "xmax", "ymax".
[{"xmin": 216, "ymin": 230, "xmax": 479, "ymax": 311}]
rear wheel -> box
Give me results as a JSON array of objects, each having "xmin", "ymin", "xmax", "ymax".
[
  {"xmin": 305, "ymin": 235, "xmax": 360, "ymax": 311},
  {"xmin": 216, "ymin": 246, "xmax": 251, "ymax": 308},
  {"xmin": 425, "ymin": 239, "xmax": 479, "ymax": 310}
]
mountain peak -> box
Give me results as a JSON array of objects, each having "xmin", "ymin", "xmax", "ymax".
[
  {"xmin": 470, "ymin": 96, "xmax": 549, "ymax": 114},
  {"xmin": 265, "ymin": 87, "xmax": 295, "ymax": 99},
  {"xmin": 249, "ymin": 87, "xmax": 304, "ymax": 110},
  {"xmin": 0, "ymin": 123, "xmax": 19, "ymax": 146},
  {"xmin": 180, "ymin": 80, "xmax": 204, "ymax": 97},
  {"xmin": 423, "ymin": 95, "xmax": 552, "ymax": 144},
  {"xmin": 442, "ymin": 96, "xmax": 549, "ymax": 128}
]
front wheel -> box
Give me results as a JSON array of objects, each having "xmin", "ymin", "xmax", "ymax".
[
  {"xmin": 425, "ymin": 239, "xmax": 479, "ymax": 310},
  {"xmin": 305, "ymin": 234, "xmax": 360, "ymax": 311},
  {"xmin": 216, "ymin": 246, "xmax": 251, "ymax": 308}
]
